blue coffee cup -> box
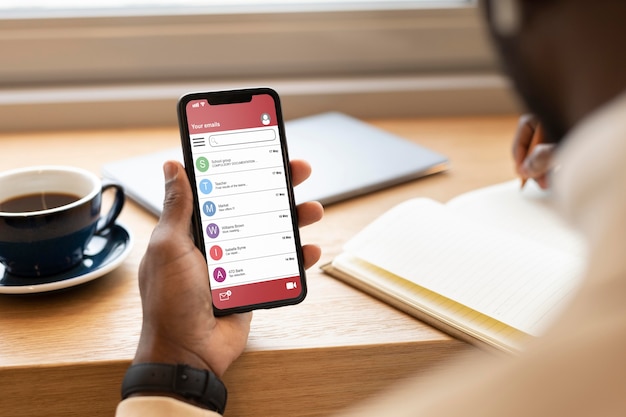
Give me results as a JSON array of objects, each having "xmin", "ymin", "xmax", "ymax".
[{"xmin": 0, "ymin": 166, "xmax": 125, "ymax": 277}]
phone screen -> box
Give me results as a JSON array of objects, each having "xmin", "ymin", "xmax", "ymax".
[{"xmin": 178, "ymin": 88, "xmax": 306, "ymax": 315}]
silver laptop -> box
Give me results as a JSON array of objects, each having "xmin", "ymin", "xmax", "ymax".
[{"xmin": 102, "ymin": 112, "xmax": 448, "ymax": 216}]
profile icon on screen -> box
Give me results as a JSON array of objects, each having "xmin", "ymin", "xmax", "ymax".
[{"xmin": 261, "ymin": 113, "xmax": 271, "ymax": 126}]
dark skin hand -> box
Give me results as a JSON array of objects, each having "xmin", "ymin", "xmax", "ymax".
[
  {"xmin": 512, "ymin": 114, "xmax": 556, "ymax": 190},
  {"xmin": 133, "ymin": 160, "xmax": 323, "ymax": 378}
]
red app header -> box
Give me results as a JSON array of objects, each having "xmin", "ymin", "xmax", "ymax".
[{"xmin": 186, "ymin": 93, "xmax": 277, "ymax": 134}]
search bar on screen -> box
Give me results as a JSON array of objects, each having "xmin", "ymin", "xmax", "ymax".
[{"xmin": 209, "ymin": 129, "xmax": 276, "ymax": 147}]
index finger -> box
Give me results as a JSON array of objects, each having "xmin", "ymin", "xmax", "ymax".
[
  {"xmin": 512, "ymin": 114, "xmax": 541, "ymax": 169},
  {"xmin": 290, "ymin": 159, "xmax": 312, "ymax": 187}
]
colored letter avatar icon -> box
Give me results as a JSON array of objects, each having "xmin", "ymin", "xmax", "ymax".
[
  {"xmin": 209, "ymin": 245, "xmax": 223, "ymax": 261},
  {"xmin": 206, "ymin": 223, "xmax": 220, "ymax": 238},
  {"xmin": 203, "ymin": 201, "xmax": 216, "ymax": 217},
  {"xmin": 196, "ymin": 156, "xmax": 209, "ymax": 172},
  {"xmin": 213, "ymin": 267, "xmax": 226, "ymax": 283},
  {"xmin": 199, "ymin": 179, "xmax": 213, "ymax": 194}
]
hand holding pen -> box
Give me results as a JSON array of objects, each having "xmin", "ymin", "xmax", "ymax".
[{"xmin": 512, "ymin": 114, "xmax": 556, "ymax": 190}]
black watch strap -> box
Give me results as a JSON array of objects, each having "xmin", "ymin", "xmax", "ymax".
[{"xmin": 121, "ymin": 363, "xmax": 227, "ymax": 414}]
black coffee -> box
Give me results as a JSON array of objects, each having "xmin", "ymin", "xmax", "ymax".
[{"xmin": 0, "ymin": 192, "xmax": 81, "ymax": 213}]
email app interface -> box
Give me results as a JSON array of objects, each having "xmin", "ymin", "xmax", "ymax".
[{"xmin": 185, "ymin": 94, "xmax": 303, "ymax": 310}]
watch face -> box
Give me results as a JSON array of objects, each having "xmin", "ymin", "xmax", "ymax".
[{"xmin": 121, "ymin": 364, "xmax": 227, "ymax": 414}]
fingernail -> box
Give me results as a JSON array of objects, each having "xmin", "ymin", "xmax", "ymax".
[{"xmin": 163, "ymin": 161, "xmax": 178, "ymax": 183}]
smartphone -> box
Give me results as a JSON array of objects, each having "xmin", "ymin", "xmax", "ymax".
[{"xmin": 177, "ymin": 88, "xmax": 307, "ymax": 315}]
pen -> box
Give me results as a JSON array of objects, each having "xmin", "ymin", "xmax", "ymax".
[{"xmin": 520, "ymin": 124, "xmax": 544, "ymax": 189}]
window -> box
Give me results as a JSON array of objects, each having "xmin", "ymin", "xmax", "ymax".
[
  {"xmin": 0, "ymin": 1, "xmax": 473, "ymax": 16},
  {"xmin": 0, "ymin": 1, "xmax": 514, "ymax": 131}
]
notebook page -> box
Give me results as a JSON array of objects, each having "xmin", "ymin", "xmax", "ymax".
[
  {"xmin": 447, "ymin": 180, "xmax": 586, "ymax": 258},
  {"xmin": 343, "ymin": 198, "xmax": 584, "ymax": 336},
  {"xmin": 332, "ymin": 252, "xmax": 527, "ymax": 353}
]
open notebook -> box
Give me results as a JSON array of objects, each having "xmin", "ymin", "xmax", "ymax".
[
  {"xmin": 102, "ymin": 112, "xmax": 448, "ymax": 216},
  {"xmin": 322, "ymin": 180, "xmax": 587, "ymax": 354}
]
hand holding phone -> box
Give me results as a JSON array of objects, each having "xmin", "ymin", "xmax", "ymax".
[{"xmin": 177, "ymin": 88, "xmax": 307, "ymax": 315}]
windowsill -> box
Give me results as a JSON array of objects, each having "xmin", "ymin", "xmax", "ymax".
[
  {"xmin": 0, "ymin": 72, "xmax": 519, "ymax": 132},
  {"xmin": 0, "ymin": 3, "xmax": 511, "ymax": 131}
]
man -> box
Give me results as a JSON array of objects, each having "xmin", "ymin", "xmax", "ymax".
[{"xmin": 117, "ymin": 0, "xmax": 626, "ymax": 415}]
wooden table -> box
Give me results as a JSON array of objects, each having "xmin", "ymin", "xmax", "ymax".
[{"xmin": 0, "ymin": 115, "xmax": 519, "ymax": 417}]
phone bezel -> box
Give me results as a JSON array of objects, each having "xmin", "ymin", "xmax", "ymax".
[{"xmin": 177, "ymin": 87, "xmax": 307, "ymax": 316}]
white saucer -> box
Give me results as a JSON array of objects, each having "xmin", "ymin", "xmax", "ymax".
[{"xmin": 0, "ymin": 223, "xmax": 133, "ymax": 294}]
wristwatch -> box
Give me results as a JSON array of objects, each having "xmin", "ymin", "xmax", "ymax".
[{"xmin": 121, "ymin": 363, "xmax": 227, "ymax": 414}]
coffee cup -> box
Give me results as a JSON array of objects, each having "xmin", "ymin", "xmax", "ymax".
[{"xmin": 0, "ymin": 166, "xmax": 125, "ymax": 277}]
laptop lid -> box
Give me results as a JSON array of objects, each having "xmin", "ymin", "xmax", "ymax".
[{"xmin": 102, "ymin": 112, "xmax": 448, "ymax": 216}]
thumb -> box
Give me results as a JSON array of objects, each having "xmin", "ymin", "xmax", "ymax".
[{"xmin": 159, "ymin": 161, "xmax": 193, "ymax": 229}]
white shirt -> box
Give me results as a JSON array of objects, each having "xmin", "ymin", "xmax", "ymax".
[{"xmin": 117, "ymin": 92, "xmax": 626, "ymax": 417}]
